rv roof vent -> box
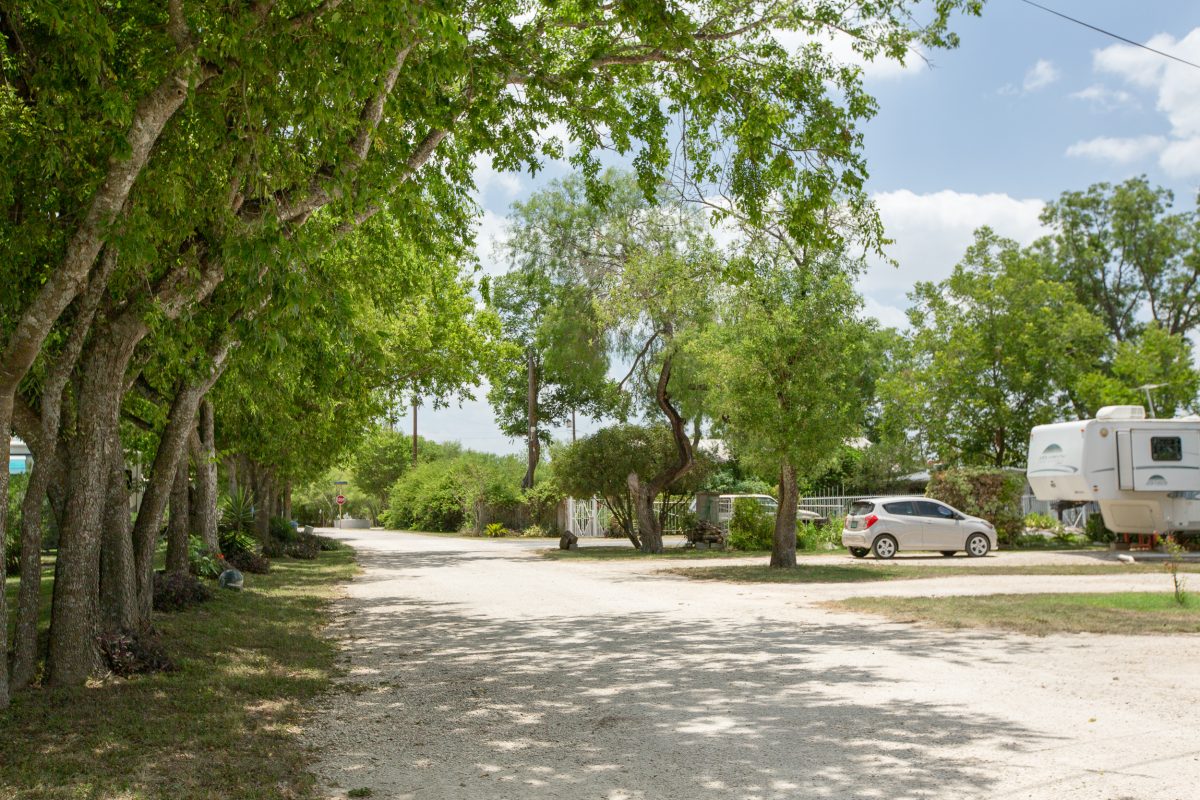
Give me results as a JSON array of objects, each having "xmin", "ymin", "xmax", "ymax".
[{"xmin": 1096, "ymin": 405, "xmax": 1146, "ymax": 421}]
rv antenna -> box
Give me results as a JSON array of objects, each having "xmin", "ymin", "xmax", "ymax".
[{"xmin": 1135, "ymin": 383, "xmax": 1167, "ymax": 418}]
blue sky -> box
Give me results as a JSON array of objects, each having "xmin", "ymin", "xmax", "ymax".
[{"xmin": 407, "ymin": 0, "xmax": 1200, "ymax": 455}]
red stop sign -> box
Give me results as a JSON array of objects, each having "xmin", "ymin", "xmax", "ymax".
[{"xmin": 336, "ymin": 494, "xmax": 346, "ymax": 506}]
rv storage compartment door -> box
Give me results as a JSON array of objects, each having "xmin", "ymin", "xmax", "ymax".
[
  {"xmin": 1117, "ymin": 430, "xmax": 1134, "ymax": 490},
  {"xmin": 1130, "ymin": 429, "xmax": 1200, "ymax": 492}
]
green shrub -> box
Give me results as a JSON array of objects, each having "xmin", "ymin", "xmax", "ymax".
[
  {"xmin": 1023, "ymin": 511, "xmax": 1060, "ymax": 532},
  {"xmin": 262, "ymin": 538, "xmax": 286, "ymax": 558},
  {"xmin": 926, "ymin": 468, "xmax": 1024, "ymax": 545},
  {"xmin": 99, "ymin": 630, "xmax": 175, "ymax": 676},
  {"xmin": 226, "ymin": 549, "xmax": 271, "ymax": 574},
  {"xmin": 284, "ymin": 535, "xmax": 320, "ymax": 560},
  {"xmin": 729, "ymin": 498, "xmax": 773, "ymax": 551},
  {"xmin": 484, "ymin": 522, "xmax": 508, "ymax": 537},
  {"xmin": 797, "ymin": 518, "xmax": 843, "ymax": 551},
  {"xmin": 187, "ymin": 536, "xmax": 224, "ymax": 579},
  {"xmin": 315, "ymin": 535, "xmax": 346, "ymax": 551},
  {"xmin": 270, "ymin": 516, "xmax": 298, "ymax": 542},
  {"xmin": 522, "ymin": 479, "xmax": 564, "ymax": 531},
  {"xmin": 219, "ymin": 487, "xmax": 255, "ymax": 533},
  {"xmin": 384, "ymin": 452, "xmax": 525, "ymax": 533},
  {"xmin": 152, "ymin": 571, "xmax": 213, "ymax": 612},
  {"xmin": 1086, "ymin": 511, "xmax": 1115, "ymax": 543},
  {"xmin": 219, "ymin": 528, "xmax": 257, "ymax": 557},
  {"xmin": 521, "ymin": 524, "xmax": 547, "ymax": 538}
]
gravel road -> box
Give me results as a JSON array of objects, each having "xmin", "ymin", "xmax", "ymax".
[{"xmin": 303, "ymin": 530, "xmax": 1200, "ymax": 800}]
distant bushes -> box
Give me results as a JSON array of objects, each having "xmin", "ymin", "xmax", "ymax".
[
  {"xmin": 729, "ymin": 498, "xmax": 845, "ymax": 552},
  {"xmin": 926, "ymin": 467, "xmax": 1024, "ymax": 545},
  {"xmin": 381, "ymin": 452, "xmax": 526, "ymax": 533},
  {"xmin": 728, "ymin": 498, "xmax": 773, "ymax": 551}
]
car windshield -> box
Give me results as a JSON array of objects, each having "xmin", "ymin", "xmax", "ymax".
[{"xmin": 848, "ymin": 501, "xmax": 874, "ymax": 516}]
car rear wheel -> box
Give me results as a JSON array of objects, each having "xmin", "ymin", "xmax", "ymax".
[
  {"xmin": 966, "ymin": 533, "xmax": 990, "ymax": 558},
  {"xmin": 940, "ymin": 550, "xmax": 956, "ymax": 557},
  {"xmin": 849, "ymin": 547, "xmax": 869, "ymax": 559},
  {"xmin": 872, "ymin": 535, "xmax": 898, "ymax": 560}
]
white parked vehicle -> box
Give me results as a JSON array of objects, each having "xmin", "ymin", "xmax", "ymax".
[
  {"xmin": 841, "ymin": 496, "xmax": 998, "ymax": 559},
  {"xmin": 1027, "ymin": 405, "xmax": 1200, "ymax": 536}
]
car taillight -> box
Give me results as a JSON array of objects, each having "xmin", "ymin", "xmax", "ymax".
[{"xmin": 864, "ymin": 514, "xmax": 879, "ymax": 528}]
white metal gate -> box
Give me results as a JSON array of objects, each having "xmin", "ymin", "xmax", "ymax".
[{"xmin": 567, "ymin": 497, "xmax": 611, "ymax": 537}]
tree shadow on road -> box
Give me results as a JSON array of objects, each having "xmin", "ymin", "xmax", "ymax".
[{"xmin": 307, "ymin": 547, "xmax": 1057, "ymax": 800}]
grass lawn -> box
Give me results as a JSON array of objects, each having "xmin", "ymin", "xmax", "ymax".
[
  {"xmin": 830, "ymin": 592, "xmax": 1200, "ymax": 635},
  {"xmin": 665, "ymin": 562, "xmax": 1200, "ymax": 583},
  {"xmin": 2, "ymin": 548, "xmax": 355, "ymax": 800}
]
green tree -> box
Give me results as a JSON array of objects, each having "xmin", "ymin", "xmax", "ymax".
[
  {"xmin": 353, "ymin": 426, "xmax": 413, "ymax": 512},
  {"xmin": 1040, "ymin": 176, "xmax": 1200, "ymax": 341},
  {"xmin": 553, "ymin": 424, "xmax": 710, "ymax": 549},
  {"xmin": 0, "ymin": 0, "xmax": 983, "ymax": 697},
  {"xmin": 902, "ymin": 228, "xmax": 1108, "ymax": 467},
  {"xmin": 1073, "ymin": 325, "xmax": 1200, "ymax": 418},
  {"xmin": 704, "ymin": 242, "xmax": 869, "ymax": 568},
  {"xmin": 486, "ymin": 245, "xmax": 614, "ymax": 488}
]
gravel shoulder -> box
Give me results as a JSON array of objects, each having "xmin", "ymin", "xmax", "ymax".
[{"xmin": 303, "ymin": 529, "xmax": 1200, "ymax": 800}]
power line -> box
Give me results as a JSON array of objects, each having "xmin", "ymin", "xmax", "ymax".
[{"xmin": 1017, "ymin": 0, "xmax": 1200, "ymax": 72}]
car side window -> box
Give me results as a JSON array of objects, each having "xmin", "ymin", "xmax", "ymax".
[
  {"xmin": 914, "ymin": 501, "xmax": 953, "ymax": 518},
  {"xmin": 883, "ymin": 501, "xmax": 913, "ymax": 516}
]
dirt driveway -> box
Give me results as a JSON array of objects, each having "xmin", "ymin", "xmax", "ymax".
[{"xmin": 303, "ymin": 530, "xmax": 1200, "ymax": 800}]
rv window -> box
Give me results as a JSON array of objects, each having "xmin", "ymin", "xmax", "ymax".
[{"xmin": 1151, "ymin": 436, "xmax": 1183, "ymax": 462}]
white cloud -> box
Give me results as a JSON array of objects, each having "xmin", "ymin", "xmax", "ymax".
[
  {"xmin": 999, "ymin": 58, "xmax": 1061, "ymax": 96},
  {"xmin": 473, "ymin": 209, "xmax": 510, "ymax": 277},
  {"xmin": 772, "ymin": 27, "xmax": 927, "ymax": 81},
  {"xmin": 1160, "ymin": 137, "xmax": 1200, "ymax": 178},
  {"xmin": 859, "ymin": 190, "xmax": 1046, "ymax": 327},
  {"xmin": 1070, "ymin": 84, "xmax": 1135, "ymax": 110},
  {"xmin": 1091, "ymin": 27, "xmax": 1200, "ymax": 178},
  {"xmin": 1023, "ymin": 59, "xmax": 1060, "ymax": 92},
  {"xmin": 472, "ymin": 155, "xmax": 523, "ymax": 198},
  {"xmin": 1065, "ymin": 135, "xmax": 1168, "ymax": 164}
]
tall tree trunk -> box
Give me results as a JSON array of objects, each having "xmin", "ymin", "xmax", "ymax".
[
  {"xmin": 191, "ymin": 399, "xmax": 219, "ymax": 551},
  {"xmin": 523, "ymin": 348, "xmax": 539, "ymax": 489},
  {"xmin": 627, "ymin": 349, "xmax": 694, "ymax": 554},
  {"xmin": 48, "ymin": 328, "xmax": 140, "ymax": 685},
  {"xmin": 771, "ymin": 461, "xmax": 799, "ymax": 569},
  {"xmin": 165, "ymin": 458, "xmax": 191, "ymax": 573},
  {"xmin": 254, "ymin": 466, "xmax": 272, "ymax": 542},
  {"xmin": 11, "ymin": 248, "xmax": 117, "ymax": 690},
  {"xmin": 100, "ymin": 428, "xmax": 138, "ymax": 634},
  {"xmin": 412, "ymin": 398, "xmax": 418, "ymax": 465},
  {"xmin": 0, "ymin": 402, "xmax": 9, "ymax": 707},
  {"xmin": 282, "ymin": 481, "xmax": 293, "ymax": 521},
  {"xmin": 12, "ymin": 452, "xmax": 55, "ymax": 688}
]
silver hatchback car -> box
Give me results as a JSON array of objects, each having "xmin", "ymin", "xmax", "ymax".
[{"xmin": 841, "ymin": 496, "xmax": 998, "ymax": 559}]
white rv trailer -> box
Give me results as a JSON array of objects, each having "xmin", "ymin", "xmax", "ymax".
[{"xmin": 1027, "ymin": 406, "xmax": 1200, "ymax": 536}]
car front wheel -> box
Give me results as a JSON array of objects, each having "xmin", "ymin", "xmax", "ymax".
[
  {"xmin": 966, "ymin": 533, "xmax": 991, "ymax": 558},
  {"xmin": 849, "ymin": 547, "xmax": 869, "ymax": 559},
  {"xmin": 872, "ymin": 535, "xmax": 898, "ymax": 560}
]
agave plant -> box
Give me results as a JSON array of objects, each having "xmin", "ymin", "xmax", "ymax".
[{"xmin": 218, "ymin": 487, "xmax": 255, "ymax": 534}]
